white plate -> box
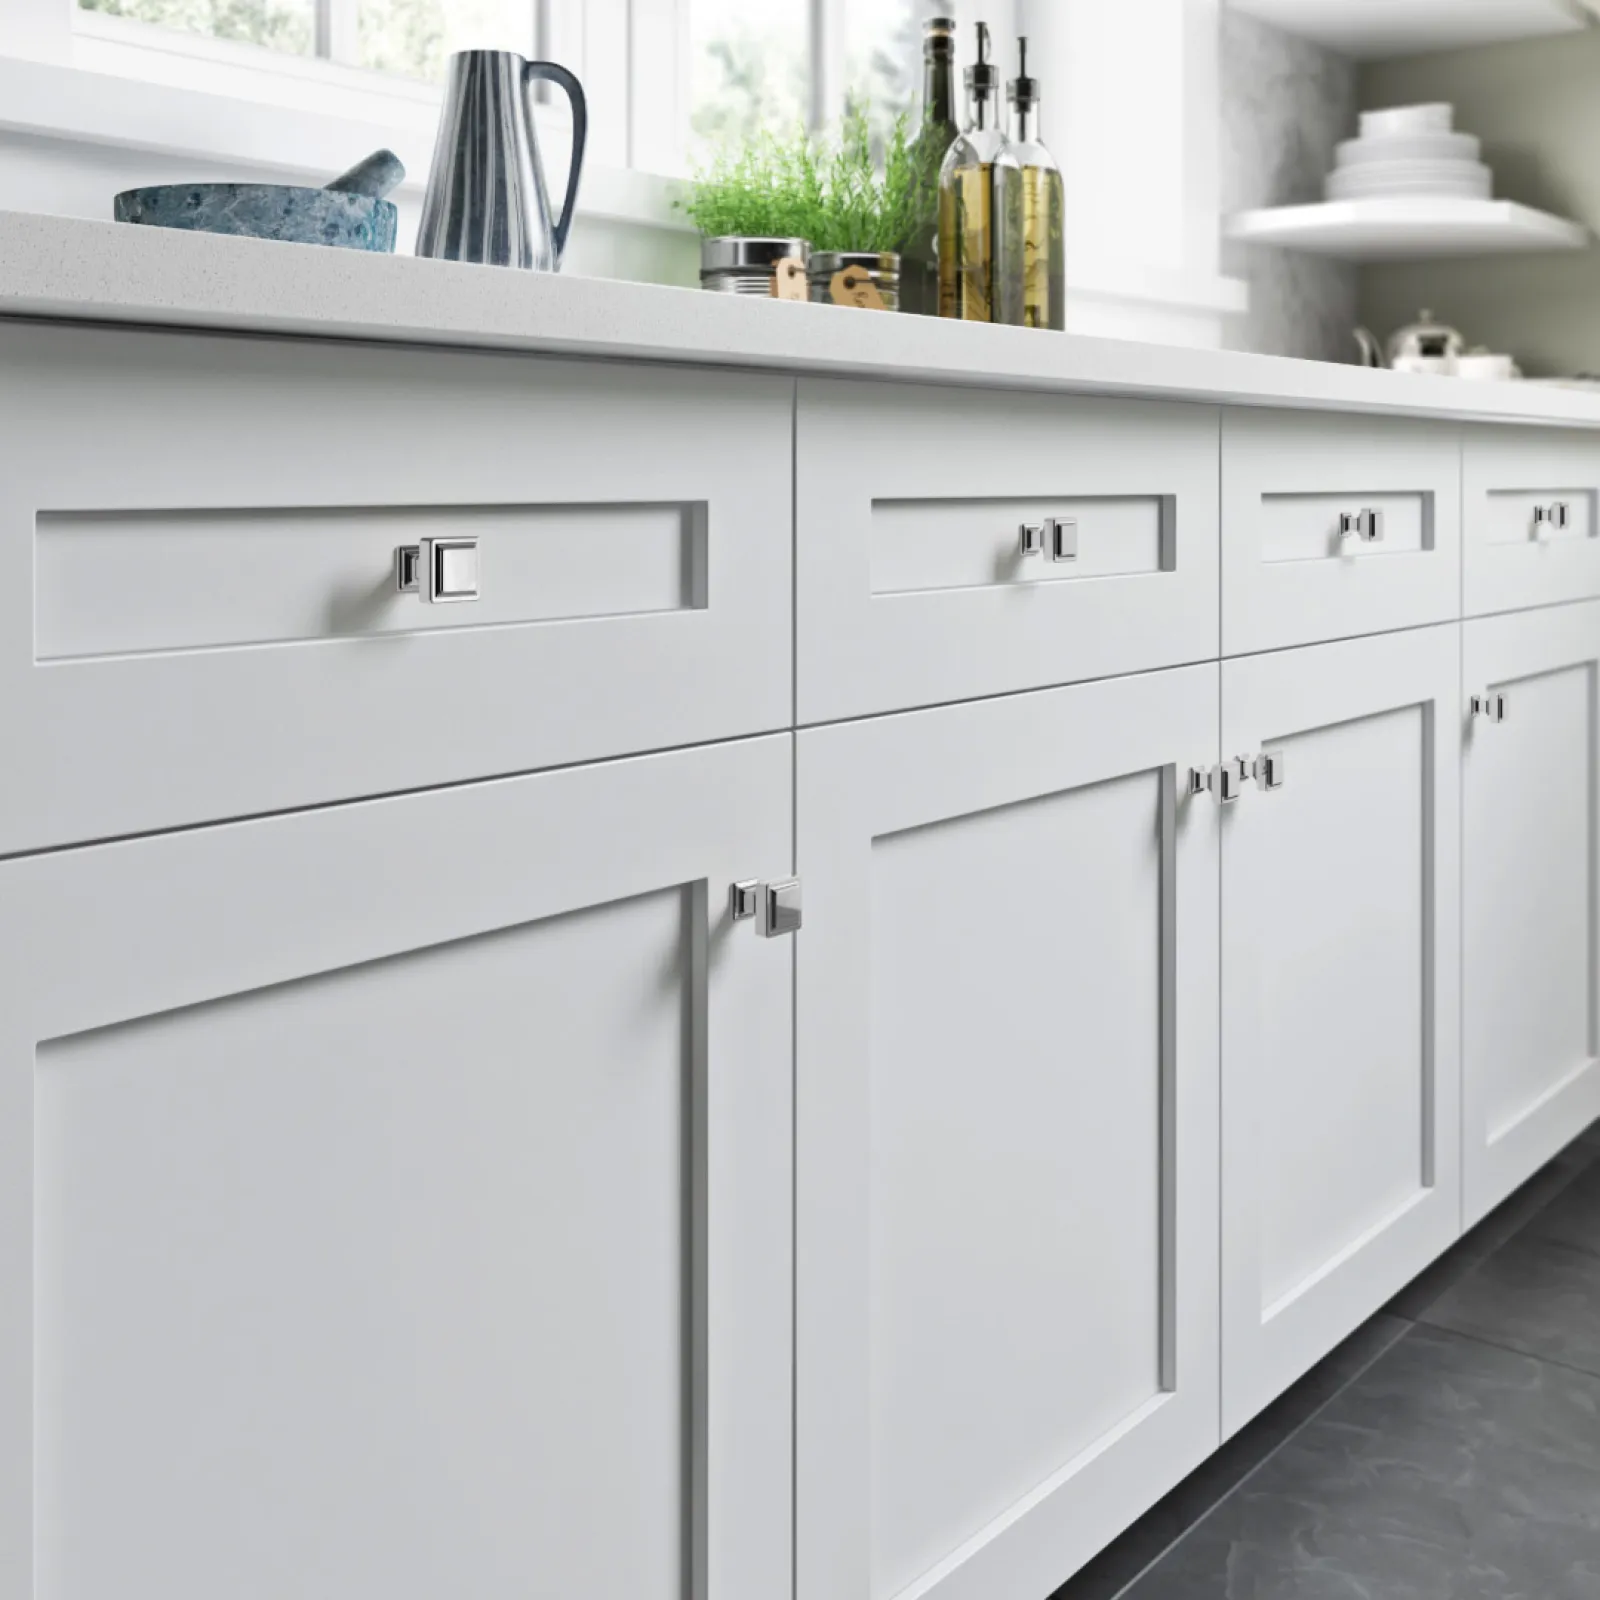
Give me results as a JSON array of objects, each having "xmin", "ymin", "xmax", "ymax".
[
  {"xmin": 1336, "ymin": 132, "xmax": 1480, "ymax": 166},
  {"xmin": 1326, "ymin": 167, "xmax": 1491, "ymax": 201},
  {"xmin": 1361, "ymin": 103, "xmax": 1453, "ymax": 137},
  {"xmin": 1329, "ymin": 157, "xmax": 1491, "ymax": 183}
]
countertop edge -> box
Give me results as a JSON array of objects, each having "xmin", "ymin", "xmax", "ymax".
[{"xmin": 5, "ymin": 209, "xmax": 1600, "ymax": 429}]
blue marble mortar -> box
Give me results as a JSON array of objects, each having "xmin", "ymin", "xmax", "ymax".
[{"xmin": 114, "ymin": 152, "xmax": 405, "ymax": 253}]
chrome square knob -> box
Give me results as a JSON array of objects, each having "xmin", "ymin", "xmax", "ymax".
[
  {"xmin": 1047, "ymin": 516, "xmax": 1079, "ymax": 562},
  {"xmin": 396, "ymin": 536, "xmax": 480, "ymax": 603}
]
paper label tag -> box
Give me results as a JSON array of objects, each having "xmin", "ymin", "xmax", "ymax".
[
  {"xmin": 771, "ymin": 256, "xmax": 808, "ymax": 301},
  {"xmin": 830, "ymin": 265, "xmax": 887, "ymax": 310}
]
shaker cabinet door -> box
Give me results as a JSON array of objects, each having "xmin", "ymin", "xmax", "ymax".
[
  {"xmin": 1462, "ymin": 601, "xmax": 1600, "ymax": 1224},
  {"xmin": 1221, "ymin": 409, "xmax": 1461, "ymax": 656},
  {"xmin": 0, "ymin": 737, "xmax": 794, "ymax": 1600},
  {"xmin": 1463, "ymin": 426, "xmax": 1600, "ymax": 616},
  {"xmin": 796, "ymin": 379, "xmax": 1220, "ymax": 722},
  {"xmin": 1220, "ymin": 627, "xmax": 1462, "ymax": 1434},
  {"xmin": 796, "ymin": 666, "xmax": 1220, "ymax": 1600},
  {"xmin": 0, "ymin": 322, "xmax": 792, "ymax": 852}
]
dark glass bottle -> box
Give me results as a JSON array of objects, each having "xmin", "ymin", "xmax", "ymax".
[{"xmin": 898, "ymin": 17, "xmax": 959, "ymax": 318}]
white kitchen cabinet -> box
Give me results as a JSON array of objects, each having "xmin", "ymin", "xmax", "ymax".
[
  {"xmin": 1463, "ymin": 426, "xmax": 1600, "ymax": 616},
  {"xmin": 1220, "ymin": 625, "xmax": 1462, "ymax": 1434},
  {"xmin": 795, "ymin": 666, "xmax": 1220, "ymax": 1600},
  {"xmin": 1462, "ymin": 601, "xmax": 1600, "ymax": 1225},
  {"xmin": 0, "ymin": 321, "xmax": 792, "ymax": 853},
  {"xmin": 1222, "ymin": 409, "xmax": 1461, "ymax": 656},
  {"xmin": 796, "ymin": 379, "xmax": 1219, "ymax": 723},
  {"xmin": 0, "ymin": 736, "xmax": 794, "ymax": 1600}
]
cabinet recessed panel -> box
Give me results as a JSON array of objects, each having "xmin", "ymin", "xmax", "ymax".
[
  {"xmin": 37, "ymin": 502, "xmax": 705, "ymax": 660},
  {"xmin": 37, "ymin": 894, "xmax": 690, "ymax": 1600},
  {"xmin": 870, "ymin": 496, "xmax": 1167, "ymax": 594},
  {"xmin": 867, "ymin": 775, "xmax": 1164, "ymax": 1599},
  {"xmin": 1251, "ymin": 706, "xmax": 1426, "ymax": 1312},
  {"xmin": 1221, "ymin": 628, "xmax": 1460, "ymax": 1435},
  {"xmin": 1484, "ymin": 489, "xmax": 1596, "ymax": 549},
  {"xmin": 1463, "ymin": 603, "xmax": 1600, "ymax": 1223},
  {"xmin": 1257, "ymin": 491, "xmax": 1429, "ymax": 564}
]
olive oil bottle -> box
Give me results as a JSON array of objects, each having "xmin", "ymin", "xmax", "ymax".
[
  {"xmin": 937, "ymin": 22, "xmax": 1008, "ymax": 321},
  {"xmin": 995, "ymin": 38, "xmax": 1065, "ymax": 330},
  {"xmin": 899, "ymin": 17, "xmax": 960, "ymax": 317}
]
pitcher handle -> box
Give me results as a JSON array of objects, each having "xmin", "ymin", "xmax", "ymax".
[{"xmin": 523, "ymin": 60, "xmax": 588, "ymax": 268}]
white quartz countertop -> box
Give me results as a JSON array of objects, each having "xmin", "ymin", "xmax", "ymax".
[{"xmin": 6, "ymin": 209, "xmax": 1600, "ymax": 428}]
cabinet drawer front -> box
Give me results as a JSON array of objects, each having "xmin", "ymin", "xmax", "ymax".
[
  {"xmin": 1464, "ymin": 426, "xmax": 1600, "ymax": 615},
  {"xmin": 797, "ymin": 380, "xmax": 1219, "ymax": 722},
  {"xmin": 0, "ymin": 736, "xmax": 793, "ymax": 1600},
  {"xmin": 1220, "ymin": 627, "xmax": 1462, "ymax": 1434},
  {"xmin": 0, "ymin": 323, "xmax": 791, "ymax": 852},
  {"xmin": 1462, "ymin": 602, "xmax": 1600, "ymax": 1224},
  {"xmin": 797, "ymin": 667, "xmax": 1220, "ymax": 1600},
  {"xmin": 1222, "ymin": 410, "xmax": 1461, "ymax": 655}
]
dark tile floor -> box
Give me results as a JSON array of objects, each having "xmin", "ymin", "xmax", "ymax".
[{"xmin": 1054, "ymin": 1122, "xmax": 1600, "ymax": 1600}]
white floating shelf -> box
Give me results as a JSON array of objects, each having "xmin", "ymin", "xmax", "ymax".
[
  {"xmin": 1228, "ymin": 198, "xmax": 1591, "ymax": 261},
  {"xmin": 1229, "ymin": 0, "xmax": 1600, "ymax": 59}
]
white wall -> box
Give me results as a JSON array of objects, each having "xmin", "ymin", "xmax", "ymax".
[{"xmin": 1219, "ymin": 5, "xmax": 1359, "ymax": 362}]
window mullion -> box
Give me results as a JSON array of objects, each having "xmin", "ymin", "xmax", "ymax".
[
  {"xmin": 809, "ymin": 0, "xmax": 845, "ymax": 131},
  {"xmin": 317, "ymin": 0, "xmax": 360, "ymax": 65}
]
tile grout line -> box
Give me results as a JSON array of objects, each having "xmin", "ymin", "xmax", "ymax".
[{"xmin": 1414, "ymin": 1319, "xmax": 1600, "ymax": 1389}]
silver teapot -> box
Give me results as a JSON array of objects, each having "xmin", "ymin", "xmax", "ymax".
[
  {"xmin": 416, "ymin": 49, "xmax": 587, "ymax": 271},
  {"xmin": 1353, "ymin": 309, "xmax": 1466, "ymax": 374}
]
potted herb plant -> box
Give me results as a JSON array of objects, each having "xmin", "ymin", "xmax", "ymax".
[
  {"xmin": 805, "ymin": 108, "xmax": 937, "ymax": 312},
  {"xmin": 682, "ymin": 108, "xmax": 937, "ymax": 310},
  {"xmin": 682, "ymin": 134, "xmax": 822, "ymax": 298}
]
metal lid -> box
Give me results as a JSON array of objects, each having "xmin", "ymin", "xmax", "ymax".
[
  {"xmin": 923, "ymin": 16, "xmax": 956, "ymax": 47},
  {"xmin": 808, "ymin": 251, "xmax": 900, "ymax": 276},
  {"xmin": 1008, "ymin": 35, "xmax": 1039, "ymax": 110},
  {"xmin": 700, "ymin": 236, "xmax": 811, "ymax": 273},
  {"xmin": 1386, "ymin": 307, "xmax": 1467, "ymax": 363},
  {"xmin": 965, "ymin": 21, "xmax": 998, "ymax": 100}
]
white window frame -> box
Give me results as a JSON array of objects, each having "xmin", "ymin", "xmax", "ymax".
[{"xmin": 0, "ymin": 0, "xmax": 1011, "ymax": 176}]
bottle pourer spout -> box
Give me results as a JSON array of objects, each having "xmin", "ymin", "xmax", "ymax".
[
  {"xmin": 1009, "ymin": 35, "xmax": 1040, "ymax": 110},
  {"xmin": 966, "ymin": 18, "xmax": 999, "ymax": 100}
]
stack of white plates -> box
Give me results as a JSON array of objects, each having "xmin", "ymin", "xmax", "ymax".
[{"xmin": 1325, "ymin": 103, "xmax": 1492, "ymax": 202}]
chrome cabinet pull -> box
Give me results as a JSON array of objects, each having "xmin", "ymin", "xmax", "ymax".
[
  {"xmin": 1533, "ymin": 502, "xmax": 1571, "ymax": 540},
  {"xmin": 1471, "ymin": 691, "xmax": 1509, "ymax": 723},
  {"xmin": 1047, "ymin": 516, "xmax": 1079, "ymax": 562},
  {"xmin": 1252, "ymin": 749, "xmax": 1286, "ymax": 790},
  {"xmin": 730, "ymin": 877, "xmax": 803, "ymax": 937},
  {"xmin": 396, "ymin": 537, "xmax": 480, "ymax": 603},
  {"xmin": 1189, "ymin": 756, "xmax": 1249, "ymax": 803},
  {"xmin": 1018, "ymin": 522, "xmax": 1045, "ymax": 557},
  {"xmin": 1189, "ymin": 750, "xmax": 1284, "ymax": 802},
  {"xmin": 1339, "ymin": 508, "xmax": 1384, "ymax": 544}
]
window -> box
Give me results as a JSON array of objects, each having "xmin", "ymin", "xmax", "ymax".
[
  {"xmin": 77, "ymin": 0, "xmax": 537, "ymax": 82},
  {"xmin": 688, "ymin": 0, "xmax": 928, "ymax": 153},
  {"xmin": 62, "ymin": 0, "xmax": 973, "ymax": 175}
]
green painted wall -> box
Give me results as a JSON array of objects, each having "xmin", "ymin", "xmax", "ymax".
[{"xmin": 1359, "ymin": 29, "xmax": 1600, "ymax": 377}]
